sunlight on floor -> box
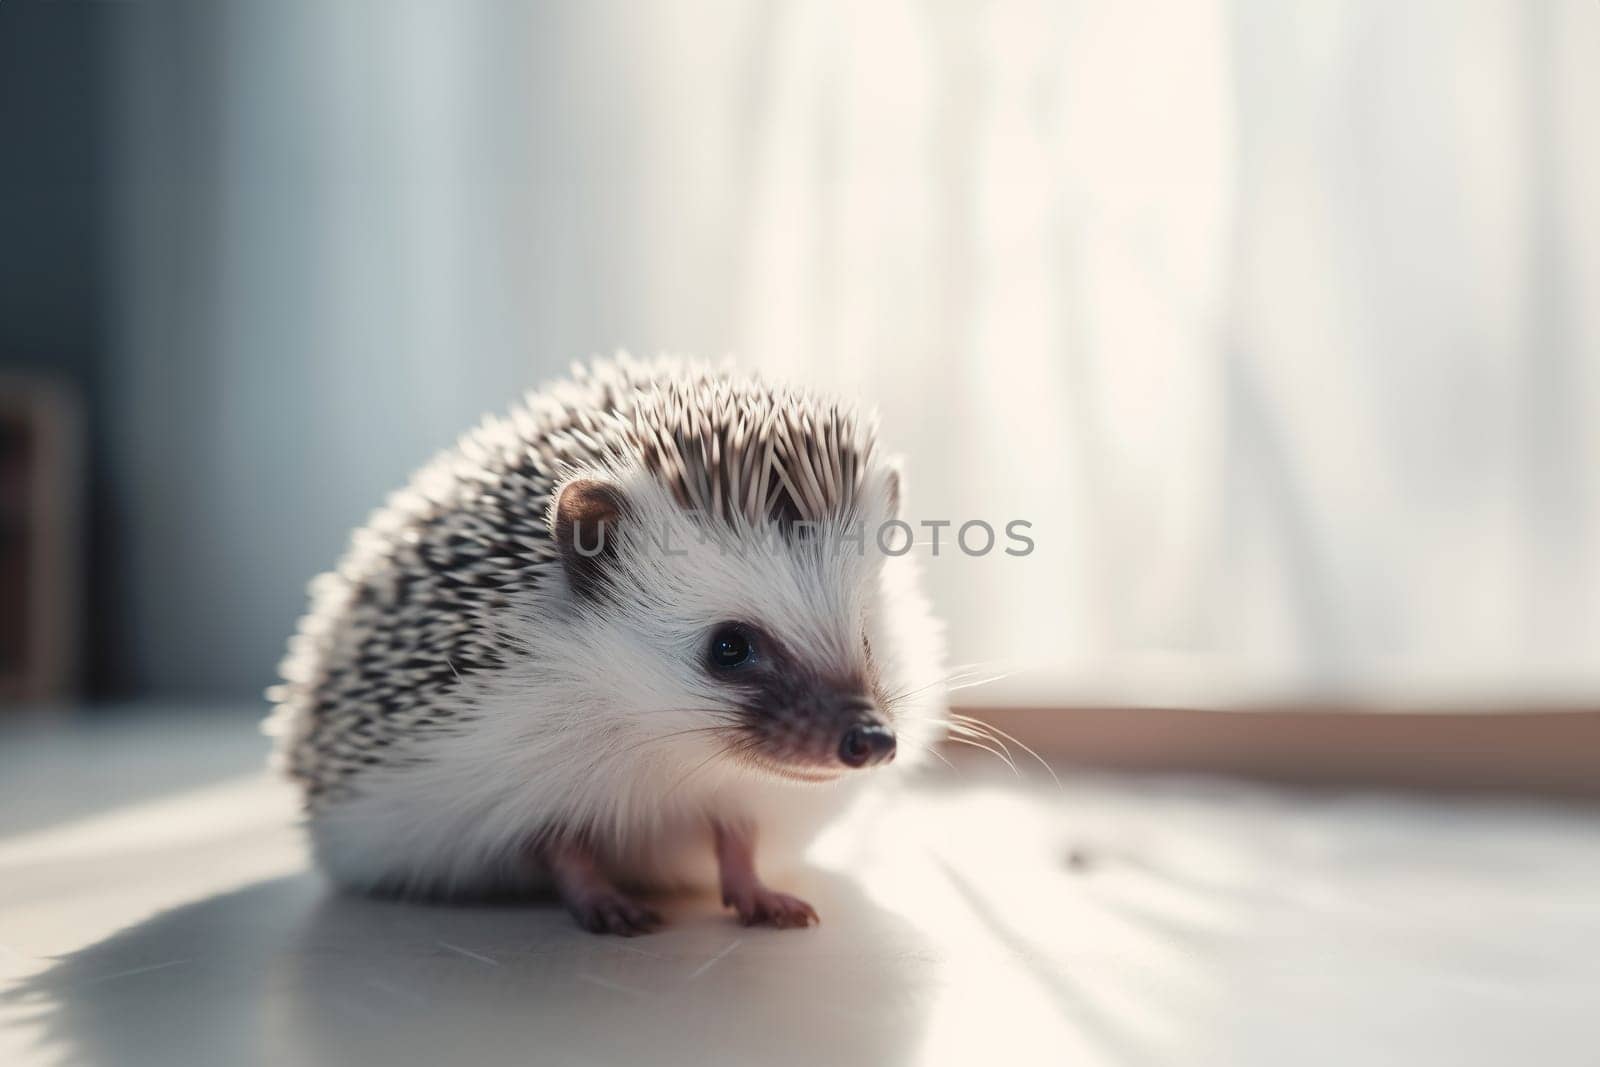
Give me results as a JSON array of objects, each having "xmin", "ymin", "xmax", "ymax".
[
  {"xmin": 0, "ymin": 772, "xmax": 304, "ymax": 1039},
  {"xmin": 4, "ymin": 736, "xmax": 1600, "ymax": 1067}
]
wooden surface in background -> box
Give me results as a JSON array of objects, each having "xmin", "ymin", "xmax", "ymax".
[{"xmin": 955, "ymin": 706, "xmax": 1600, "ymax": 799}]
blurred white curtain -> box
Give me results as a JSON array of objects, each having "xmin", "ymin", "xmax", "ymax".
[{"xmin": 685, "ymin": 0, "xmax": 1600, "ymax": 705}]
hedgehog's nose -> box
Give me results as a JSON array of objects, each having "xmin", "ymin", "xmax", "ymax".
[{"xmin": 838, "ymin": 723, "xmax": 896, "ymax": 768}]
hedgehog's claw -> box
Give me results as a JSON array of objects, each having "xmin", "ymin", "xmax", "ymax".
[
  {"xmin": 571, "ymin": 890, "xmax": 663, "ymax": 937},
  {"xmin": 726, "ymin": 887, "xmax": 819, "ymax": 929}
]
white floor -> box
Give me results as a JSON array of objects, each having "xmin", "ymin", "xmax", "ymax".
[{"xmin": 3, "ymin": 706, "xmax": 1598, "ymax": 1066}]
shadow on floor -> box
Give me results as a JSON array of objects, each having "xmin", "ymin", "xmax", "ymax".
[{"xmin": 7, "ymin": 869, "xmax": 932, "ymax": 1067}]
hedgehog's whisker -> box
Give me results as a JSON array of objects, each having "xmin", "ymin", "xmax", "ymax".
[
  {"xmin": 944, "ymin": 734, "xmax": 1022, "ymax": 778},
  {"xmin": 949, "ymin": 711, "xmax": 1061, "ymax": 789},
  {"xmin": 944, "ymin": 675, "xmax": 1013, "ymax": 695},
  {"xmin": 879, "ymin": 661, "xmax": 1013, "ymax": 708},
  {"xmin": 925, "ymin": 715, "xmax": 1035, "ymax": 781}
]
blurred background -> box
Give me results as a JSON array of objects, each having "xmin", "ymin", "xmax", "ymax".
[
  {"xmin": 6, "ymin": 6, "xmax": 1600, "ymax": 1065},
  {"xmin": 3, "ymin": 0, "xmax": 1598, "ymax": 713}
]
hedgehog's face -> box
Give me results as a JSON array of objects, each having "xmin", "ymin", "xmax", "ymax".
[
  {"xmin": 693, "ymin": 618, "xmax": 895, "ymax": 781},
  {"xmin": 549, "ymin": 468, "xmax": 923, "ymax": 785}
]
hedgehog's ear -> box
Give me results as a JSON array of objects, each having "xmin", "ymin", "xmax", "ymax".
[{"xmin": 551, "ymin": 478, "xmax": 628, "ymax": 598}]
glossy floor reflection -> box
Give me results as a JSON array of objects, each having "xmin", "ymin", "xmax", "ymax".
[{"xmin": 4, "ymin": 709, "xmax": 1599, "ymax": 1066}]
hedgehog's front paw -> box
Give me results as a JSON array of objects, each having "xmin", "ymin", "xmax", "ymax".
[
  {"xmin": 567, "ymin": 889, "xmax": 663, "ymax": 937},
  {"xmin": 724, "ymin": 886, "xmax": 819, "ymax": 929}
]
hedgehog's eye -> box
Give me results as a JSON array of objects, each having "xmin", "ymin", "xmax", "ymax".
[{"xmin": 707, "ymin": 625, "xmax": 755, "ymax": 671}]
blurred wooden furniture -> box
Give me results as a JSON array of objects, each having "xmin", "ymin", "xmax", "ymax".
[
  {"xmin": 0, "ymin": 375, "xmax": 81, "ymax": 704},
  {"xmin": 960, "ymin": 704, "xmax": 1600, "ymax": 799}
]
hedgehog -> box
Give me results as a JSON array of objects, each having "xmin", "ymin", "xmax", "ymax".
[{"xmin": 265, "ymin": 356, "xmax": 946, "ymax": 934}]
